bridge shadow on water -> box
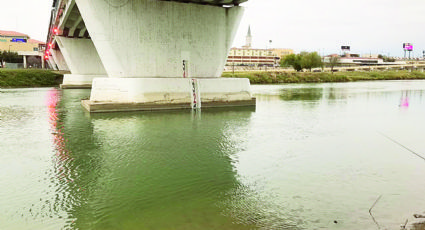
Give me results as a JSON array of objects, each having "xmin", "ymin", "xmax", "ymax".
[{"xmin": 38, "ymin": 89, "xmax": 303, "ymax": 230}]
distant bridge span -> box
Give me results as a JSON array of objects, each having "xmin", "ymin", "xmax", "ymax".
[{"xmin": 46, "ymin": 0, "xmax": 255, "ymax": 112}]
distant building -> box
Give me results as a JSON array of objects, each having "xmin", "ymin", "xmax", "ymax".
[
  {"xmin": 271, "ymin": 48, "xmax": 294, "ymax": 58},
  {"xmin": 361, "ymin": 54, "xmax": 380, "ymax": 59},
  {"xmin": 323, "ymin": 54, "xmax": 384, "ymax": 66},
  {"xmin": 228, "ymin": 48, "xmax": 277, "ymax": 66},
  {"xmin": 226, "ymin": 27, "xmax": 293, "ymax": 67},
  {"xmin": 339, "ymin": 57, "xmax": 384, "ymax": 65},
  {"xmin": 0, "ymin": 30, "xmax": 46, "ymax": 68}
]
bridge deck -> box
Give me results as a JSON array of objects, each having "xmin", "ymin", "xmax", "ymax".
[
  {"xmin": 53, "ymin": 0, "xmax": 248, "ymax": 7},
  {"xmin": 159, "ymin": 0, "xmax": 248, "ymax": 6}
]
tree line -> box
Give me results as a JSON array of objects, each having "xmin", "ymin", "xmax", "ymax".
[
  {"xmin": 0, "ymin": 51, "xmax": 21, "ymax": 64},
  {"xmin": 280, "ymin": 51, "xmax": 324, "ymax": 72},
  {"xmin": 280, "ymin": 52, "xmax": 399, "ymax": 72}
]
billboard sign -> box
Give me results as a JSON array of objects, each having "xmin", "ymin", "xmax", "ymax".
[
  {"xmin": 403, "ymin": 43, "xmax": 413, "ymax": 51},
  {"xmin": 11, "ymin": 38, "xmax": 27, "ymax": 43},
  {"xmin": 341, "ymin": 46, "xmax": 350, "ymax": 51}
]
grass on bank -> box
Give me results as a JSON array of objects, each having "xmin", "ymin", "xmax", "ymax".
[
  {"xmin": 0, "ymin": 69, "xmax": 63, "ymax": 87},
  {"xmin": 1, "ymin": 69, "xmax": 425, "ymax": 87},
  {"xmin": 222, "ymin": 71, "xmax": 425, "ymax": 84}
]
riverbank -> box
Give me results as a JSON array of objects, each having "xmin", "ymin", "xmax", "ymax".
[
  {"xmin": 222, "ymin": 71, "xmax": 425, "ymax": 84},
  {"xmin": 2, "ymin": 69, "xmax": 425, "ymax": 88},
  {"xmin": 0, "ymin": 69, "xmax": 63, "ymax": 87}
]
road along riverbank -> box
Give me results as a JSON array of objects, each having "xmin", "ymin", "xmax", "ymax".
[{"xmin": 223, "ymin": 70, "xmax": 425, "ymax": 84}]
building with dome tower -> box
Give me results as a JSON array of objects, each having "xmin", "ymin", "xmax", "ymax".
[{"xmin": 226, "ymin": 26, "xmax": 293, "ymax": 67}]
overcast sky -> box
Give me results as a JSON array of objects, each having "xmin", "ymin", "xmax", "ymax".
[{"xmin": 1, "ymin": 0, "xmax": 424, "ymax": 57}]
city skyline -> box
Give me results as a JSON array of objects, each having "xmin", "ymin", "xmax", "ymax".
[{"xmin": 1, "ymin": 0, "xmax": 424, "ymax": 57}]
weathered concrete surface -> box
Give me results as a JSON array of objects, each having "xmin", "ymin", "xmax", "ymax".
[
  {"xmin": 60, "ymin": 74, "xmax": 104, "ymax": 89},
  {"xmin": 82, "ymin": 78, "xmax": 255, "ymax": 112},
  {"xmin": 75, "ymin": 0, "xmax": 243, "ymax": 78},
  {"xmin": 55, "ymin": 37, "xmax": 106, "ymax": 75},
  {"xmin": 47, "ymin": 58, "xmax": 58, "ymax": 70},
  {"xmin": 50, "ymin": 49, "xmax": 69, "ymax": 71},
  {"xmin": 82, "ymin": 98, "xmax": 256, "ymax": 113},
  {"xmin": 55, "ymin": 37, "xmax": 107, "ymax": 88}
]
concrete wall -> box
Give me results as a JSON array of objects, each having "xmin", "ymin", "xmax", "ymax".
[
  {"xmin": 89, "ymin": 78, "xmax": 253, "ymax": 104},
  {"xmin": 75, "ymin": 0, "xmax": 243, "ymax": 78},
  {"xmin": 55, "ymin": 37, "xmax": 106, "ymax": 75}
]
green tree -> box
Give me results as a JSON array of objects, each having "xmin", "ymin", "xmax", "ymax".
[
  {"xmin": 328, "ymin": 55, "xmax": 340, "ymax": 73},
  {"xmin": 280, "ymin": 52, "xmax": 322, "ymax": 72},
  {"xmin": 300, "ymin": 52, "xmax": 322, "ymax": 72},
  {"xmin": 0, "ymin": 51, "xmax": 21, "ymax": 64},
  {"xmin": 280, "ymin": 54, "xmax": 303, "ymax": 71},
  {"xmin": 383, "ymin": 56, "xmax": 396, "ymax": 62}
]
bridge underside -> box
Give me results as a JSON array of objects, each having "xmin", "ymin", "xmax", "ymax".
[
  {"xmin": 158, "ymin": 0, "xmax": 248, "ymax": 6},
  {"xmin": 47, "ymin": 0, "xmax": 255, "ymax": 112}
]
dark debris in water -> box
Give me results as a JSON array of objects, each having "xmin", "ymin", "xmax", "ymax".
[
  {"xmin": 410, "ymin": 222, "xmax": 425, "ymax": 230},
  {"xmin": 404, "ymin": 213, "xmax": 425, "ymax": 230}
]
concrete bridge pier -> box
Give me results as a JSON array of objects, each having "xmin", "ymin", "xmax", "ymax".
[
  {"xmin": 55, "ymin": 37, "xmax": 107, "ymax": 89},
  {"xmin": 51, "ymin": 49, "xmax": 69, "ymax": 71},
  {"xmin": 47, "ymin": 0, "xmax": 254, "ymax": 111},
  {"xmin": 47, "ymin": 58, "xmax": 59, "ymax": 70},
  {"xmin": 71, "ymin": 0, "xmax": 255, "ymax": 112},
  {"xmin": 74, "ymin": 0, "xmax": 254, "ymax": 112}
]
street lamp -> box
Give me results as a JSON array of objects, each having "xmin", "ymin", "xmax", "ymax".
[
  {"xmin": 9, "ymin": 45, "xmax": 12, "ymax": 52},
  {"xmin": 266, "ymin": 40, "xmax": 272, "ymax": 71},
  {"xmin": 232, "ymin": 50, "xmax": 235, "ymax": 75}
]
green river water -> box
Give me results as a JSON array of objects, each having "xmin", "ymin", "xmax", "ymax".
[{"xmin": 1, "ymin": 80, "xmax": 425, "ymax": 229}]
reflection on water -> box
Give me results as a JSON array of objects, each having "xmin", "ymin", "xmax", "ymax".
[
  {"xmin": 279, "ymin": 87, "xmax": 324, "ymax": 101},
  {"xmin": 42, "ymin": 89, "xmax": 263, "ymax": 229},
  {"xmin": 400, "ymin": 91, "xmax": 410, "ymax": 108},
  {"xmin": 1, "ymin": 80, "xmax": 425, "ymax": 230},
  {"xmin": 250, "ymin": 81, "xmax": 425, "ymax": 229}
]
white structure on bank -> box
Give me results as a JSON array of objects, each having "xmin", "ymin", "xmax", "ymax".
[
  {"xmin": 46, "ymin": 0, "xmax": 254, "ymax": 111},
  {"xmin": 242, "ymin": 26, "xmax": 252, "ymax": 49}
]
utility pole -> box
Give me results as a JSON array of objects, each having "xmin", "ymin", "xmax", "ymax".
[
  {"xmin": 266, "ymin": 40, "xmax": 272, "ymax": 71},
  {"xmin": 232, "ymin": 56, "xmax": 235, "ymax": 75}
]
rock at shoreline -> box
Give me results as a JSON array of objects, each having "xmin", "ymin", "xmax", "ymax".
[{"xmin": 414, "ymin": 214, "xmax": 425, "ymax": 219}]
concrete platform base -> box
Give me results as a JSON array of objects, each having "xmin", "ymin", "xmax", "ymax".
[
  {"xmin": 60, "ymin": 74, "xmax": 107, "ymax": 89},
  {"xmin": 81, "ymin": 77, "xmax": 256, "ymax": 112},
  {"xmin": 81, "ymin": 98, "xmax": 256, "ymax": 113},
  {"xmin": 61, "ymin": 84, "xmax": 93, "ymax": 89}
]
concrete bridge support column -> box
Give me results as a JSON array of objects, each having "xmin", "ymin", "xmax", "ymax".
[
  {"xmin": 55, "ymin": 37, "xmax": 107, "ymax": 89},
  {"xmin": 51, "ymin": 49, "xmax": 69, "ymax": 71},
  {"xmin": 47, "ymin": 58, "xmax": 58, "ymax": 70},
  {"xmin": 75, "ymin": 0, "xmax": 254, "ymax": 112},
  {"xmin": 23, "ymin": 56, "xmax": 27, "ymax": 69}
]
